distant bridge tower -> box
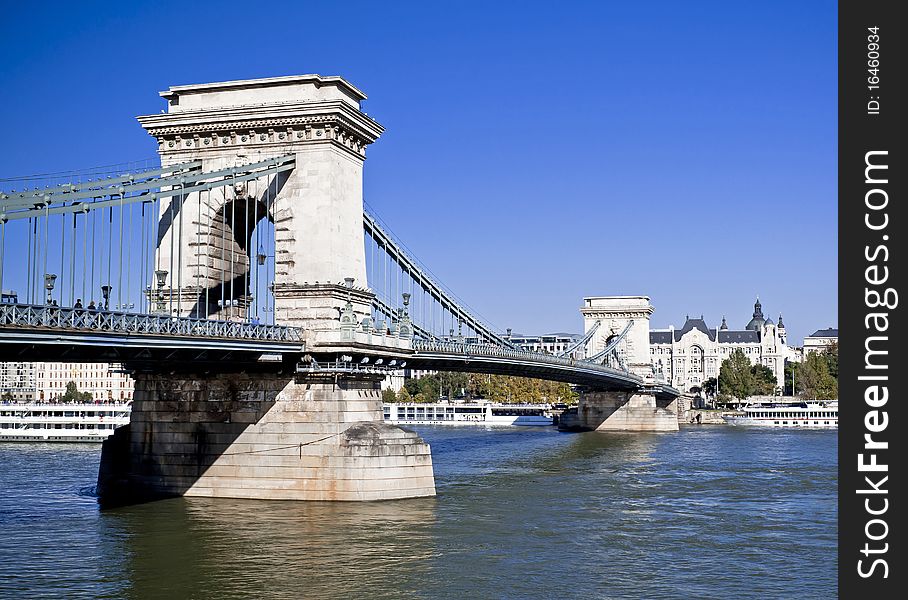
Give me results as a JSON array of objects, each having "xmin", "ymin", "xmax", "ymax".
[
  {"xmin": 137, "ymin": 75, "xmax": 383, "ymax": 332},
  {"xmin": 581, "ymin": 296, "xmax": 654, "ymax": 380},
  {"xmin": 566, "ymin": 296, "xmax": 678, "ymax": 431}
]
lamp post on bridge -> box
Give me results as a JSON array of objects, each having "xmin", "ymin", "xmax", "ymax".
[
  {"xmin": 398, "ymin": 292, "xmax": 413, "ymax": 339},
  {"xmin": 101, "ymin": 285, "xmax": 112, "ymax": 311},
  {"xmin": 154, "ymin": 270, "xmax": 168, "ymax": 314},
  {"xmin": 44, "ymin": 273, "xmax": 57, "ymax": 305}
]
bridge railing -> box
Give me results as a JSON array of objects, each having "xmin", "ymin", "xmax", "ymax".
[
  {"xmin": 411, "ymin": 339, "xmax": 635, "ymax": 379},
  {"xmin": 0, "ymin": 303, "xmax": 303, "ymax": 342}
]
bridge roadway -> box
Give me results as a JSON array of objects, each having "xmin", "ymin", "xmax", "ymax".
[
  {"xmin": 312, "ymin": 338, "xmax": 678, "ymax": 400},
  {"xmin": 0, "ymin": 303, "xmax": 678, "ymax": 398},
  {"xmin": 0, "ymin": 303, "xmax": 304, "ymax": 369}
]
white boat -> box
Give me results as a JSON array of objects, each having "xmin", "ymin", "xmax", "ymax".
[
  {"xmin": 0, "ymin": 401, "xmax": 131, "ymax": 442},
  {"xmin": 384, "ymin": 401, "xmax": 554, "ymax": 426},
  {"xmin": 722, "ymin": 401, "xmax": 837, "ymax": 428}
]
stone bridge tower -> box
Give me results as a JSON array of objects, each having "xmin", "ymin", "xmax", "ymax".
[
  {"xmin": 581, "ymin": 296, "xmax": 655, "ymax": 380},
  {"xmin": 137, "ymin": 75, "xmax": 382, "ymax": 334},
  {"xmin": 568, "ymin": 296, "xmax": 678, "ymax": 432},
  {"xmin": 99, "ymin": 76, "xmax": 435, "ymax": 506}
]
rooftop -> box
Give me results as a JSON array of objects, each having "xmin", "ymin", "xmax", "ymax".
[
  {"xmin": 158, "ymin": 74, "xmax": 367, "ymax": 113},
  {"xmin": 807, "ymin": 328, "xmax": 838, "ymax": 338}
]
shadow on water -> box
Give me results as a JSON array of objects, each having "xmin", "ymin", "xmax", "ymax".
[{"xmin": 99, "ymin": 496, "xmax": 439, "ymax": 600}]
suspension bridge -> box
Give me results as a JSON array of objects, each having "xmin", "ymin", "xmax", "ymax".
[{"xmin": 0, "ymin": 75, "xmax": 678, "ymax": 504}]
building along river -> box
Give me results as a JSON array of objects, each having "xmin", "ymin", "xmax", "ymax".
[{"xmin": 0, "ymin": 425, "xmax": 836, "ymax": 599}]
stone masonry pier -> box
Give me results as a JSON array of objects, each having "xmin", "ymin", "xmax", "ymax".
[
  {"xmin": 559, "ymin": 391, "xmax": 679, "ymax": 432},
  {"xmin": 98, "ymin": 371, "xmax": 435, "ymax": 504}
]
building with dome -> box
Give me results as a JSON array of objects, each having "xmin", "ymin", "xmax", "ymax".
[{"xmin": 648, "ymin": 298, "xmax": 800, "ymax": 395}]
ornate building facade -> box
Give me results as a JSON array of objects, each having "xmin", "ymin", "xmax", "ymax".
[
  {"xmin": 1, "ymin": 362, "xmax": 135, "ymax": 402},
  {"xmin": 648, "ymin": 298, "xmax": 800, "ymax": 394}
]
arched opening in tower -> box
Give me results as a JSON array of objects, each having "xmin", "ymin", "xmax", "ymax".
[{"xmin": 192, "ymin": 187, "xmax": 276, "ymax": 321}]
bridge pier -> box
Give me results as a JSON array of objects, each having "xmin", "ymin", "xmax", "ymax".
[
  {"xmin": 98, "ymin": 370, "xmax": 435, "ymax": 505},
  {"xmin": 559, "ymin": 391, "xmax": 679, "ymax": 432}
]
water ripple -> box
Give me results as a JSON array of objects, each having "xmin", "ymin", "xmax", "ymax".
[{"xmin": 0, "ymin": 427, "xmax": 836, "ymax": 599}]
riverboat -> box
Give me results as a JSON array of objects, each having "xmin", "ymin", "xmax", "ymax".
[
  {"xmin": 0, "ymin": 402, "xmax": 131, "ymax": 442},
  {"xmin": 383, "ymin": 401, "xmax": 554, "ymax": 426},
  {"xmin": 722, "ymin": 401, "xmax": 837, "ymax": 428}
]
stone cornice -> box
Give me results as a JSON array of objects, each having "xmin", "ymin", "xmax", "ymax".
[
  {"xmin": 273, "ymin": 282, "xmax": 375, "ymax": 302},
  {"xmin": 581, "ymin": 310, "xmax": 653, "ymax": 319},
  {"xmin": 137, "ymin": 101, "xmax": 384, "ymax": 158}
]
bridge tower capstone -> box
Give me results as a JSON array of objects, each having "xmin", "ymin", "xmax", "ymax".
[{"xmin": 138, "ymin": 75, "xmax": 382, "ymax": 334}]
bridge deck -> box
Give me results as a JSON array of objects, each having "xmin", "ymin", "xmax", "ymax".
[{"xmin": 0, "ymin": 304, "xmax": 304, "ymax": 368}]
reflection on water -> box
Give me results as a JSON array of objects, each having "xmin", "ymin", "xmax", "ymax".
[
  {"xmin": 0, "ymin": 426, "xmax": 836, "ymax": 599},
  {"xmin": 102, "ymin": 497, "xmax": 439, "ymax": 600}
]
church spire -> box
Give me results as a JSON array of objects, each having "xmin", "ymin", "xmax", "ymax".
[
  {"xmin": 778, "ymin": 313, "xmax": 785, "ymax": 328},
  {"xmin": 720, "ymin": 316, "xmax": 728, "ymax": 330},
  {"xmin": 746, "ymin": 297, "xmax": 766, "ymax": 331}
]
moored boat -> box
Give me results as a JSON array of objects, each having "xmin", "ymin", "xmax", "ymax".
[
  {"xmin": 384, "ymin": 401, "xmax": 554, "ymax": 426},
  {"xmin": 0, "ymin": 401, "xmax": 131, "ymax": 442},
  {"xmin": 722, "ymin": 400, "xmax": 837, "ymax": 428}
]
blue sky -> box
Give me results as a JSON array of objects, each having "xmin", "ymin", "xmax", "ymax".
[{"xmin": 0, "ymin": 0, "xmax": 837, "ymax": 344}]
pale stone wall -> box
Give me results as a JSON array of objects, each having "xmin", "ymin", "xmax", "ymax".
[
  {"xmin": 276, "ymin": 145, "xmax": 367, "ymax": 287},
  {"xmin": 99, "ymin": 371, "xmax": 435, "ymax": 503}
]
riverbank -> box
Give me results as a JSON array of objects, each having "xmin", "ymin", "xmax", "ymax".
[{"xmin": 681, "ymin": 409, "xmax": 734, "ymax": 424}]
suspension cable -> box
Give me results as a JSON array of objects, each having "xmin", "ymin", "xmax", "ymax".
[
  {"xmin": 117, "ymin": 194, "xmax": 124, "ymax": 310},
  {"xmin": 106, "ymin": 206, "xmax": 112, "ymax": 308},
  {"xmin": 219, "ymin": 186, "xmax": 226, "ymax": 317},
  {"xmin": 26, "ymin": 217, "xmax": 33, "ymax": 303},
  {"xmin": 42, "ymin": 204, "xmax": 49, "ymax": 304},
  {"xmin": 0, "ymin": 221, "xmax": 5, "ymax": 296},
  {"xmin": 177, "ymin": 180, "xmax": 184, "ymax": 317},
  {"xmin": 244, "ymin": 180, "xmax": 250, "ymax": 321},
  {"xmin": 195, "ymin": 182, "xmax": 202, "ymax": 318},
  {"xmin": 70, "ymin": 212, "xmax": 76, "ymax": 306},
  {"xmin": 91, "ymin": 207, "xmax": 97, "ymax": 307},
  {"xmin": 168, "ymin": 194, "xmax": 175, "ymax": 316},
  {"xmin": 59, "ymin": 210, "xmax": 65, "ymax": 305},
  {"xmin": 204, "ymin": 188, "xmax": 210, "ymax": 318},
  {"xmin": 253, "ymin": 177, "xmax": 259, "ymax": 320},
  {"xmin": 126, "ymin": 202, "xmax": 132, "ymax": 311},
  {"xmin": 270, "ymin": 172, "xmax": 276, "ymax": 326},
  {"xmin": 230, "ymin": 172, "xmax": 236, "ymax": 319}
]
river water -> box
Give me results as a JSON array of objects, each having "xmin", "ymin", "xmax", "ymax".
[{"xmin": 0, "ymin": 425, "xmax": 836, "ymax": 599}]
